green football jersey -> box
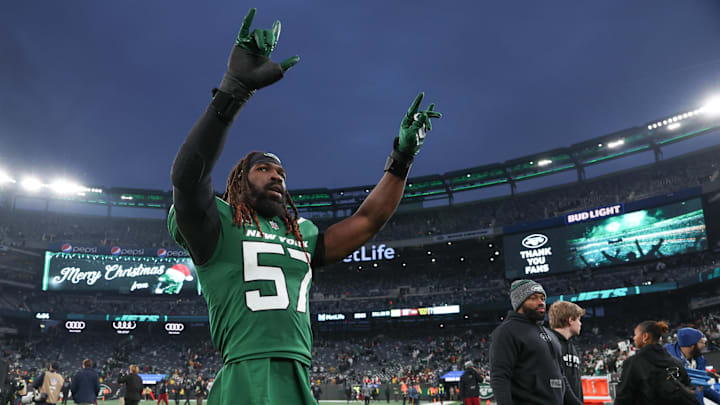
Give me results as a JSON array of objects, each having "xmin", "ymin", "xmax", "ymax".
[{"xmin": 167, "ymin": 197, "xmax": 319, "ymax": 366}]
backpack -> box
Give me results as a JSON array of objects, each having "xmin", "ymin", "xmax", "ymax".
[{"xmin": 638, "ymin": 356, "xmax": 697, "ymax": 405}]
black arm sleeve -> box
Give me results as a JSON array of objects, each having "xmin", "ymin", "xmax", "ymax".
[
  {"xmin": 170, "ymin": 102, "xmax": 234, "ymax": 265},
  {"xmin": 310, "ymin": 233, "xmax": 326, "ymax": 270}
]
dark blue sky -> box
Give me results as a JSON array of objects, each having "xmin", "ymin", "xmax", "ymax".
[{"xmin": 2, "ymin": 1, "xmax": 720, "ymax": 193}]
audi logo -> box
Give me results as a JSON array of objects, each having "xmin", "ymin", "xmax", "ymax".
[
  {"xmin": 65, "ymin": 321, "xmax": 86, "ymax": 332},
  {"xmin": 112, "ymin": 321, "xmax": 137, "ymax": 331},
  {"xmin": 165, "ymin": 323, "xmax": 184, "ymax": 334}
]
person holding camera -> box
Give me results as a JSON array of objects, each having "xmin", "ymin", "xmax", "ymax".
[
  {"xmin": 118, "ymin": 365, "xmax": 143, "ymax": 405},
  {"xmin": 31, "ymin": 363, "xmax": 64, "ymax": 405}
]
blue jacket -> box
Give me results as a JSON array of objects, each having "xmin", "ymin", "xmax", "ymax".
[
  {"xmin": 665, "ymin": 342, "xmax": 720, "ymax": 404},
  {"xmin": 70, "ymin": 368, "xmax": 100, "ymax": 403},
  {"xmin": 665, "ymin": 343, "xmax": 706, "ymax": 370}
]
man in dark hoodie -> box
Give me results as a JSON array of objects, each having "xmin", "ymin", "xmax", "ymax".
[
  {"xmin": 459, "ymin": 361, "xmax": 482, "ymax": 405},
  {"xmin": 489, "ymin": 280, "xmax": 569, "ymax": 405},
  {"xmin": 549, "ymin": 301, "xmax": 585, "ymax": 404},
  {"xmin": 665, "ymin": 327, "xmax": 720, "ymax": 404}
]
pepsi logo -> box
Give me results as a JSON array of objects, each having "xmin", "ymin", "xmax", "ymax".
[
  {"xmin": 61, "ymin": 244, "xmax": 72, "ymax": 253},
  {"xmin": 111, "ymin": 246, "xmax": 121, "ymax": 256},
  {"xmin": 157, "ymin": 248, "xmax": 168, "ymax": 258},
  {"xmin": 521, "ymin": 234, "xmax": 548, "ymax": 249}
]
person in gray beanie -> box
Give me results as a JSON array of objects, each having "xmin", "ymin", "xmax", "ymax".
[
  {"xmin": 459, "ymin": 360, "xmax": 483, "ymax": 404},
  {"xmin": 489, "ymin": 280, "xmax": 582, "ymax": 405}
]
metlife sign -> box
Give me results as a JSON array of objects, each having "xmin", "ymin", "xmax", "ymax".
[{"xmin": 343, "ymin": 244, "xmax": 395, "ymax": 263}]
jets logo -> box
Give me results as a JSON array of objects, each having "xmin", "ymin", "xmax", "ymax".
[{"xmin": 269, "ymin": 220, "xmax": 279, "ymax": 230}]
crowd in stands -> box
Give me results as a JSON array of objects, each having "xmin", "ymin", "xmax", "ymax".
[
  {"xmin": 0, "ymin": 250, "xmax": 715, "ymax": 318},
  {"xmin": 0, "ymin": 145, "xmax": 717, "ymax": 249},
  {"xmin": 3, "ymin": 309, "xmax": 720, "ymax": 392}
]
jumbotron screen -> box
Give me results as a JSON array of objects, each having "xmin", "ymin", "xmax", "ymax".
[
  {"xmin": 42, "ymin": 252, "xmax": 200, "ymax": 295},
  {"xmin": 504, "ymin": 198, "xmax": 708, "ymax": 279}
]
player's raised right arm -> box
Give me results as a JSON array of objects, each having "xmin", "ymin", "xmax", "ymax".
[{"xmin": 170, "ymin": 8, "xmax": 299, "ymax": 265}]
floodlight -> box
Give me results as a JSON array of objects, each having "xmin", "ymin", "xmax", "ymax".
[
  {"xmin": 49, "ymin": 180, "xmax": 84, "ymax": 194},
  {"xmin": 21, "ymin": 177, "xmax": 44, "ymax": 192},
  {"xmin": 667, "ymin": 123, "xmax": 681, "ymax": 130},
  {"xmin": 701, "ymin": 97, "xmax": 720, "ymax": 115},
  {"xmin": 0, "ymin": 171, "xmax": 16, "ymax": 184},
  {"xmin": 608, "ymin": 139, "xmax": 625, "ymax": 148},
  {"xmin": 538, "ymin": 159, "xmax": 552, "ymax": 166}
]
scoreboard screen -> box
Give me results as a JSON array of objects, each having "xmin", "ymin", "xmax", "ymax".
[
  {"xmin": 43, "ymin": 252, "xmax": 200, "ymax": 295},
  {"xmin": 504, "ymin": 198, "xmax": 708, "ymax": 279}
]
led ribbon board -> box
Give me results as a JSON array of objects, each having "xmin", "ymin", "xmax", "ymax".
[
  {"xmin": 43, "ymin": 252, "xmax": 200, "ymax": 295},
  {"xmin": 504, "ymin": 198, "xmax": 708, "ymax": 278}
]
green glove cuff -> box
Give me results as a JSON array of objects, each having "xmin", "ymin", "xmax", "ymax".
[
  {"xmin": 210, "ymin": 87, "xmax": 253, "ymax": 124},
  {"xmin": 384, "ymin": 137, "xmax": 414, "ymax": 179}
]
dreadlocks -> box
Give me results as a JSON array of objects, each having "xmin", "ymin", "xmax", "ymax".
[{"xmin": 221, "ymin": 151, "xmax": 307, "ymax": 255}]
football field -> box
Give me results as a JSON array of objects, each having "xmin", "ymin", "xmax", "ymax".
[{"xmin": 92, "ymin": 400, "xmax": 490, "ymax": 405}]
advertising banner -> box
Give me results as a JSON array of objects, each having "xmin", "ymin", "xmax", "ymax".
[
  {"xmin": 43, "ymin": 252, "xmax": 200, "ymax": 294},
  {"xmin": 504, "ymin": 198, "xmax": 708, "ymax": 278}
]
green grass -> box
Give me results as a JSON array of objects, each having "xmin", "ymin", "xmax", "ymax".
[{"xmin": 92, "ymin": 400, "xmax": 485, "ymax": 405}]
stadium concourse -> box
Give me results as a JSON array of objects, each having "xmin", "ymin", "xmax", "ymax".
[{"xmin": 1, "ymin": 125, "xmax": 720, "ymax": 403}]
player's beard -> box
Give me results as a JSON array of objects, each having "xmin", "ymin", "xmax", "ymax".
[
  {"xmin": 247, "ymin": 180, "xmax": 286, "ymax": 219},
  {"xmin": 520, "ymin": 301, "xmax": 546, "ymax": 322},
  {"xmin": 691, "ymin": 344, "xmax": 702, "ymax": 359}
]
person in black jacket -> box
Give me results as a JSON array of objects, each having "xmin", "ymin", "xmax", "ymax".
[
  {"xmin": 70, "ymin": 359, "xmax": 100, "ymax": 405},
  {"xmin": 118, "ymin": 365, "xmax": 143, "ymax": 405},
  {"xmin": 489, "ymin": 280, "xmax": 572, "ymax": 405},
  {"xmin": 549, "ymin": 301, "xmax": 585, "ymax": 404},
  {"xmin": 459, "ymin": 361, "xmax": 482, "ymax": 405},
  {"xmin": 615, "ymin": 320, "xmax": 694, "ymax": 405}
]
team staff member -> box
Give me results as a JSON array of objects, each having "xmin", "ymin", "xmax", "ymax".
[
  {"xmin": 70, "ymin": 359, "xmax": 100, "ymax": 405},
  {"xmin": 168, "ymin": 6, "xmax": 441, "ymax": 405},
  {"xmin": 489, "ymin": 280, "xmax": 568, "ymax": 405},
  {"xmin": 459, "ymin": 361, "xmax": 482, "ymax": 405}
]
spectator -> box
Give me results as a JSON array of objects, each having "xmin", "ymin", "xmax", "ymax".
[
  {"xmin": 615, "ymin": 320, "xmax": 694, "ymax": 405},
  {"xmin": 549, "ymin": 301, "xmax": 585, "ymax": 405},
  {"xmin": 665, "ymin": 327, "xmax": 720, "ymax": 405},
  {"xmin": 118, "ymin": 365, "xmax": 143, "ymax": 405},
  {"xmin": 156, "ymin": 378, "xmax": 169, "ymax": 405}
]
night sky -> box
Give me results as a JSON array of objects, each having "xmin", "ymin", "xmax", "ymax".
[{"xmin": 2, "ymin": 1, "xmax": 720, "ymax": 195}]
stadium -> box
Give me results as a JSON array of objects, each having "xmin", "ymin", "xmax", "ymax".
[
  {"xmin": 3, "ymin": 2, "xmax": 720, "ymax": 405},
  {"xmin": 1, "ymin": 93, "xmax": 720, "ymax": 405}
]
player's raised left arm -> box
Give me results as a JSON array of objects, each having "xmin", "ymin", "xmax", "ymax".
[{"xmin": 322, "ymin": 92, "xmax": 442, "ymax": 264}]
